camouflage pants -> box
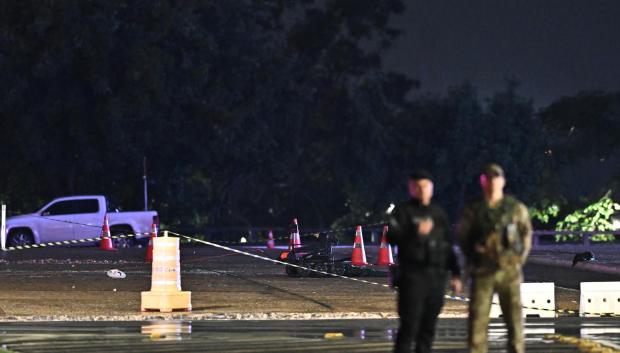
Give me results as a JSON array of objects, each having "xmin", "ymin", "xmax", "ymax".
[{"xmin": 468, "ymin": 266, "xmax": 524, "ymax": 353}]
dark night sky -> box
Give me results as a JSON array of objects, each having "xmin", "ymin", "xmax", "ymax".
[{"xmin": 384, "ymin": 0, "xmax": 620, "ymax": 107}]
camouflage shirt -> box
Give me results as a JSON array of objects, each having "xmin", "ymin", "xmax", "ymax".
[{"xmin": 457, "ymin": 195, "xmax": 532, "ymax": 272}]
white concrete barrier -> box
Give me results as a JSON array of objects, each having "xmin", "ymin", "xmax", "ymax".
[
  {"xmin": 1, "ymin": 204, "xmax": 6, "ymax": 250},
  {"xmin": 580, "ymin": 282, "xmax": 620, "ymax": 317},
  {"xmin": 490, "ymin": 282, "xmax": 555, "ymax": 318},
  {"xmin": 489, "ymin": 322, "xmax": 555, "ymax": 338}
]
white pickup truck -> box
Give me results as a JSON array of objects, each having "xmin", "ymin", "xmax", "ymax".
[{"xmin": 4, "ymin": 195, "xmax": 158, "ymax": 248}]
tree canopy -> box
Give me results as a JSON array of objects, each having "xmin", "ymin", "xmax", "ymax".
[{"xmin": 1, "ymin": 1, "xmax": 616, "ymax": 234}]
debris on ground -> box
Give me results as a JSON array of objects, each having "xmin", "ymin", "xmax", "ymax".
[{"xmin": 106, "ymin": 269, "xmax": 126, "ymax": 279}]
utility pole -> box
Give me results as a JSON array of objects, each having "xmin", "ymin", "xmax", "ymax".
[{"xmin": 143, "ymin": 157, "xmax": 148, "ymax": 211}]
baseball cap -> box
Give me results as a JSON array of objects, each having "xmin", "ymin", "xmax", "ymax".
[
  {"xmin": 409, "ymin": 169, "xmax": 433, "ymax": 182},
  {"xmin": 482, "ymin": 163, "xmax": 504, "ymax": 177}
]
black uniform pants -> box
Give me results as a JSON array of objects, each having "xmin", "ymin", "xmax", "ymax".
[{"xmin": 395, "ymin": 270, "xmax": 447, "ymax": 353}]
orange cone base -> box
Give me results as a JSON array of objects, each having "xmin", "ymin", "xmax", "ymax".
[
  {"xmin": 141, "ymin": 291, "xmax": 192, "ymax": 313},
  {"xmin": 145, "ymin": 242, "xmax": 154, "ymax": 262},
  {"xmin": 99, "ymin": 238, "xmax": 117, "ymax": 251},
  {"xmin": 351, "ymin": 247, "xmax": 367, "ymax": 266},
  {"xmin": 376, "ymin": 260, "xmax": 393, "ymax": 266},
  {"xmin": 376, "ymin": 250, "xmax": 394, "ymax": 266},
  {"xmin": 351, "ymin": 249, "xmax": 367, "ymax": 266}
]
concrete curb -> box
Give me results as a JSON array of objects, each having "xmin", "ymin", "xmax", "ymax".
[
  {"xmin": 0, "ymin": 311, "xmax": 467, "ymax": 322},
  {"xmin": 0, "ymin": 312, "xmax": 400, "ymax": 322},
  {"xmin": 528, "ymin": 256, "xmax": 620, "ymax": 276}
]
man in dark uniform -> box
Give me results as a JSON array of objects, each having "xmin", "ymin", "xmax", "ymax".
[
  {"xmin": 387, "ymin": 170, "xmax": 462, "ymax": 353},
  {"xmin": 457, "ymin": 164, "xmax": 532, "ymax": 353}
]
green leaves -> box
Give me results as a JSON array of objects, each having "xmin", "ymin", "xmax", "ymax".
[
  {"xmin": 529, "ymin": 201, "xmax": 560, "ymax": 224},
  {"xmin": 555, "ymin": 191, "xmax": 620, "ymax": 242}
]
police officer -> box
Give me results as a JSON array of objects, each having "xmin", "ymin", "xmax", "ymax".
[
  {"xmin": 457, "ymin": 164, "xmax": 532, "ymax": 353},
  {"xmin": 387, "ymin": 170, "xmax": 462, "ymax": 353}
]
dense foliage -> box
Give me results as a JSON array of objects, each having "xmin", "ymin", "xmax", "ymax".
[{"xmin": 555, "ymin": 191, "xmax": 620, "ymax": 242}]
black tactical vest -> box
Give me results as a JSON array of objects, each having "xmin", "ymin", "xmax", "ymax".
[{"xmin": 396, "ymin": 201, "xmax": 451, "ymax": 271}]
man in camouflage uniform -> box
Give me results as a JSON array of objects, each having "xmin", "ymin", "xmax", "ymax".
[{"xmin": 457, "ymin": 164, "xmax": 532, "ymax": 353}]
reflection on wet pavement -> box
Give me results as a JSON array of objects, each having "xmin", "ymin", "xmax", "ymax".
[
  {"xmin": 141, "ymin": 321, "xmax": 192, "ymax": 341},
  {"xmin": 1, "ymin": 318, "xmax": 619, "ymax": 352}
]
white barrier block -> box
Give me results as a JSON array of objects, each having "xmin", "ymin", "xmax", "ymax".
[
  {"xmin": 490, "ymin": 282, "xmax": 555, "ymax": 318},
  {"xmin": 1, "ymin": 204, "xmax": 5, "ymax": 250},
  {"xmin": 580, "ymin": 282, "xmax": 620, "ymax": 317}
]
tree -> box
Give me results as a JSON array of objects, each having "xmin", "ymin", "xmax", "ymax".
[
  {"xmin": 385, "ymin": 81, "xmax": 546, "ymax": 220},
  {"xmin": 540, "ymin": 91, "xmax": 620, "ymax": 164},
  {"xmin": 555, "ymin": 191, "xmax": 620, "ymax": 242},
  {"xmin": 0, "ymin": 0, "xmax": 413, "ymax": 232}
]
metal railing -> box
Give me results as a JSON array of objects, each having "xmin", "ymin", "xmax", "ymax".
[{"xmin": 532, "ymin": 230, "xmax": 620, "ymax": 247}]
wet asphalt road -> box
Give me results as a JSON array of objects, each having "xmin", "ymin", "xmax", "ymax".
[
  {"xmin": 1, "ymin": 318, "xmax": 620, "ymax": 352},
  {"xmin": 2, "ymin": 244, "xmax": 620, "ymax": 319},
  {"xmin": 0, "ymin": 245, "xmax": 619, "ymax": 319},
  {"xmin": 524, "ymin": 262, "xmax": 620, "ymax": 290},
  {"xmin": 1, "ymin": 244, "xmax": 620, "ymax": 352}
]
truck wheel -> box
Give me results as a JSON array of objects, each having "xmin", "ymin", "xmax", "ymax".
[
  {"xmin": 111, "ymin": 228, "xmax": 135, "ymax": 248},
  {"xmin": 8, "ymin": 229, "xmax": 34, "ymax": 247}
]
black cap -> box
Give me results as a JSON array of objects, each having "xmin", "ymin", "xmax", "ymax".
[
  {"xmin": 482, "ymin": 163, "xmax": 504, "ymax": 177},
  {"xmin": 409, "ymin": 169, "xmax": 433, "ymax": 182}
]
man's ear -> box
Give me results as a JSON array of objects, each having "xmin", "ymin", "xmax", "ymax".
[{"xmin": 479, "ymin": 174, "xmax": 487, "ymax": 187}]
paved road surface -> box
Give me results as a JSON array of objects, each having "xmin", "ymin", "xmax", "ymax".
[
  {"xmin": 2, "ymin": 318, "xmax": 620, "ymax": 352},
  {"xmin": 1, "ymin": 245, "xmax": 619, "ymax": 318}
]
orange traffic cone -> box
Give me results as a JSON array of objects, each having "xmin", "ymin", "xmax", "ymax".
[
  {"xmin": 99, "ymin": 215, "xmax": 117, "ymax": 251},
  {"xmin": 266, "ymin": 230, "xmax": 275, "ymax": 249},
  {"xmin": 376, "ymin": 225, "xmax": 394, "ymax": 266},
  {"xmin": 293, "ymin": 220, "xmax": 301, "ymax": 248},
  {"xmin": 351, "ymin": 225, "xmax": 367, "ymax": 266},
  {"xmin": 288, "ymin": 218, "xmax": 302, "ymax": 250},
  {"xmin": 146, "ymin": 223, "xmax": 158, "ymax": 262}
]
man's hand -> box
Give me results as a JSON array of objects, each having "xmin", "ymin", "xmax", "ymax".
[
  {"xmin": 417, "ymin": 218, "xmax": 434, "ymax": 236},
  {"xmin": 450, "ymin": 276, "xmax": 463, "ymax": 296}
]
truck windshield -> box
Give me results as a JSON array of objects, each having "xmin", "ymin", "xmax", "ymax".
[{"xmin": 36, "ymin": 200, "xmax": 50, "ymax": 213}]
